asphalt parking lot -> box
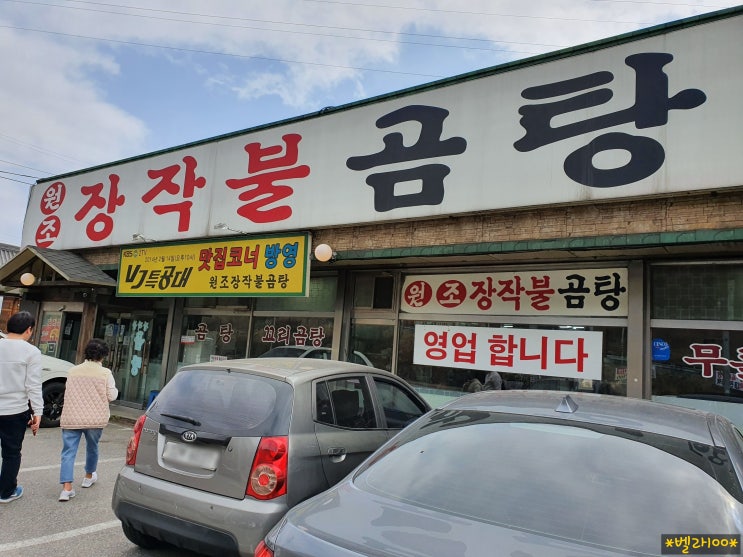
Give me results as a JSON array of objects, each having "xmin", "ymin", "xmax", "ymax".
[{"xmin": 0, "ymin": 417, "xmax": 202, "ymax": 557}]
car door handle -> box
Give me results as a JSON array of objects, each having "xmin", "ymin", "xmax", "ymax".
[{"xmin": 327, "ymin": 447, "xmax": 347, "ymax": 462}]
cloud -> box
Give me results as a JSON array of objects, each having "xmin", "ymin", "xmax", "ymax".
[
  {"xmin": 0, "ymin": 22, "xmax": 149, "ymax": 245},
  {"xmin": 0, "ymin": 25, "xmax": 148, "ymax": 171}
]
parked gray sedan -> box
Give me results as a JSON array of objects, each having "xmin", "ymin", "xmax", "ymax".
[
  {"xmin": 257, "ymin": 391, "xmax": 743, "ymax": 557},
  {"xmin": 111, "ymin": 358, "xmax": 430, "ymax": 557}
]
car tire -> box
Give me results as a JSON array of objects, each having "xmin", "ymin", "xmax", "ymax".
[
  {"xmin": 121, "ymin": 523, "xmax": 163, "ymax": 549},
  {"xmin": 41, "ymin": 381, "xmax": 66, "ymax": 428}
]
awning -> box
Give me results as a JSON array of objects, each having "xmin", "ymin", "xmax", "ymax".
[{"xmin": 0, "ymin": 246, "xmax": 117, "ymax": 288}]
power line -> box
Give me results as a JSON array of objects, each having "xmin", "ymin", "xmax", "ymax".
[
  {"xmin": 589, "ymin": 0, "xmax": 727, "ymax": 6},
  {"xmin": 12, "ymin": 0, "xmax": 728, "ymax": 27},
  {"xmin": 4, "ymin": 0, "xmax": 730, "ymax": 68},
  {"xmin": 0, "ymin": 158, "xmax": 50, "ymax": 174},
  {"xmin": 299, "ymin": 0, "xmax": 723, "ymax": 24},
  {"xmin": 0, "ymin": 132, "xmax": 85, "ymax": 166},
  {"xmin": 2, "ymin": 0, "xmax": 562, "ymax": 52},
  {"xmin": 0, "ymin": 169, "xmax": 40, "ymax": 179},
  {"xmin": 1, "ymin": 0, "xmax": 728, "ymax": 189},
  {"xmin": 0, "ymin": 174, "xmax": 34, "ymax": 186},
  {"xmin": 0, "ymin": 24, "xmax": 450, "ymax": 78}
]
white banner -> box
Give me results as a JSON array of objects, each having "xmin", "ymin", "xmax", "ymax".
[
  {"xmin": 21, "ymin": 15, "xmax": 743, "ymax": 250},
  {"xmin": 413, "ymin": 324, "xmax": 603, "ymax": 380},
  {"xmin": 402, "ymin": 269, "xmax": 627, "ymax": 317}
]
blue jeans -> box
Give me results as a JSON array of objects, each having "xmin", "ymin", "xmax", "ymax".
[
  {"xmin": 0, "ymin": 410, "xmax": 30, "ymax": 498},
  {"xmin": 60, "ymin": 428, "xmax": 103, "ymax": 484}
]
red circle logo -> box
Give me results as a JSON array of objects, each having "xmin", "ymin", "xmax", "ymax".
[{"xmin": 40, "ymin": 182, "xmax": 66, "ymax": 215}]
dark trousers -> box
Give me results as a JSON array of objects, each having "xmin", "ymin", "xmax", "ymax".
[{"xmin": 0, "ymin": 410, "xmax": 30, "ymax": 498}]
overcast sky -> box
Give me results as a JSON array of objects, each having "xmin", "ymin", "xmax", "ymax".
[{"xmin": 0, "ymin": 0, "xmax": 739, "ymax": 247}]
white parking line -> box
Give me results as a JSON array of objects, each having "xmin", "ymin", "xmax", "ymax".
[
  {"xmin": 0, "ymin": 521, "xmax": 121, "ymax": 552},
  {"xmin": 22, "ymin": 457, "xmax": 125, "ymax": 473}
]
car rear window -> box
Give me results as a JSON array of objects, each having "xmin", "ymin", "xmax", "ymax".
[
  {"xmin": 148, "ymin": 369, "xmax": 293, "ymax": 437},
  {"xmin": 355, "ymin": 410, "xmax": 743, "ymax": 554}
]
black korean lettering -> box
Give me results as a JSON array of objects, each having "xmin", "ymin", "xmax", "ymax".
[
  {"xmin": 365, "ymin": 165, "xmax": 451, "ymax": 212},
  {"xmin": 346, "ymin": 105, "xmax": 466, "ymax": 212},
  {"xmin": 626, "ymin": 53, "xmax": 705, "ymax": 128},
  {"xmin": 594, "ymin": 272, "xmax": 627, "ymax": 311},
  {"xmin": 514, "ymin": 72, "xmax": 614, "ymax": 151},
  {"xmin": 346, "ymin": 105, "xmax": 466, "ymax": 170},
  {"xmin": 514, "ymin": 52, "xmax": 706, "ymax": 188},
  {"xmin": 557, "ymin": 274, "xmax": 591, "ymax": 309},
  {"xmin": 124, "ymin": 264, "xmax": 147, "ymax": 289},
  {"xmin": 563, "ymin": 132, "xmax": 665, "ymax": 187}
]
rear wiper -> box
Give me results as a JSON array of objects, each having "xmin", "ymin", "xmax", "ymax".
[{"xmin": 160, "ymin": 413, "xmax": 201, "ymax": 426}]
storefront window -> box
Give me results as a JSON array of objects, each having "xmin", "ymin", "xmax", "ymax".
[
  {"xmin": 250, "ymin": 316, "xmax": 334, "ymax": 357},
  {"xmin": 255, "ymin": 276, "xmax": 337, "ymax": 312},
  {"xmin": 651, "ymin": 264, "xmax": 743, "ymax": 427},
  {"xmin": 349, "ymin": 323, "xmax": 395, "ymax": 370},
  {"xmin": 652, "ymin": 264, "xmax": 743, "ymax": 320},
  {"xmin": 354, "ymin": 274, "xmax": 394, "ymax": 309},
  {"xmin": 185, "ymin": 297, "xmax": 251, "ymax": 309},
  {"xmin": 651, "ymin": 327, "xmax": 743, "ymax": 426},
  {"xmin": 178, "ymin": 313, "xmax": 250, "ymax": 367},
  {"xmin": 397, "ymin": 320, "xmax": 627, "ymax": 407},
  {"xmin": 38, "ymin": 311, "xmax": 63, "ymax": 358}
]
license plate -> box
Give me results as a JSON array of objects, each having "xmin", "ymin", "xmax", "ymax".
[{"xmin": 162, "ymin": 441, "xmax": 219, "ymax": 471}]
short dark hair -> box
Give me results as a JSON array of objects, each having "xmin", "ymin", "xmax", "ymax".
[
  {"xmin": 84, "ymin": 338, "xmax": 110, "ymax": 361},
  {"xmin": 7, "ymin": 311, "xmax": 35, "ymax": 334}
]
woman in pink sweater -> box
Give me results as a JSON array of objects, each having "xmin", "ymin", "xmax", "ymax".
[{"xmin": 58, "ymin": 338, "xmax": 118, "ymax": 502}]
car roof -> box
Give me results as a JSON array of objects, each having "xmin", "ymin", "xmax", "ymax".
[
  {"xmin": 177, "ymin": 357, "xmax": 388, "ymax": 385},
  {"xmin": 442, "ymin": 390, "xmax": 720, "ymax": 445}
]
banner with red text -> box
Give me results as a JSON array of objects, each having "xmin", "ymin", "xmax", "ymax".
[{"xmin": 413, "ymin": 324, "xmax": 603, "ymax": 380}]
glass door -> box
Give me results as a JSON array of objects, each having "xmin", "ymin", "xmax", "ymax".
[{"xmin": 97, "ymin": 312, "xmax": 168, "ymax": 407}]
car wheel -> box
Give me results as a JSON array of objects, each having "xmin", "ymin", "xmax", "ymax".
[
  {"xmin": 121, "ymin": 523, "xmax": 163, "ymax": 549},
  {"xmin": 41, "ymin": 381, "xmax": 66, "ymax": 428}
]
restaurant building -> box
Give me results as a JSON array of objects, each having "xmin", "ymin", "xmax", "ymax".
[{"xmin": 2, "ymin": 7, "xmax": 742, "ymax": 424}]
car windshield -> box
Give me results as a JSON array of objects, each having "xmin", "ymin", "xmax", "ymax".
[
  {"xmin": 149, "ymin": 369, "xmax": 293, "ymax": 437},
  {"xmin": 355, "ymin": 410, "xmax": 743, "ymax": 554}
]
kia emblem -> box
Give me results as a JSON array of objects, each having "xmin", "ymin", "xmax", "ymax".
[{"xmin": 181, "ymin": 430, "xmax": 197, "ymax": 443}]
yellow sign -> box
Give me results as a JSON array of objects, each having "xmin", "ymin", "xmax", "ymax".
[{"xmin": 118, "ymin": 234, "xmax": 310, "ymax": 297}]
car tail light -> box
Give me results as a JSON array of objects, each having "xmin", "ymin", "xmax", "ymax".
[
  {"xmin": 125, "ymin": 415, "xmax": 146, "ymax": 466},
  {"xmin": 254, "ymin": 540, "xmax": 274, "ymax": 557},
  {"xmin": 247, "ymin": 436, "xmax": 287, "ymax": 500}
]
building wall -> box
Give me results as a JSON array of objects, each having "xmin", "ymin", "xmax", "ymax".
[{"xmin": 319, "ymin": 190, "xmax": 743, "ymax": 251}]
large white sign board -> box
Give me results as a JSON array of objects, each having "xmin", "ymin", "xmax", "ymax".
[{"xmin": 22, "ymin": 14, "xmax": 743, "ymax": 250}]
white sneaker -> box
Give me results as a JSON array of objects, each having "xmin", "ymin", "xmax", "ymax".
[
  {"xmin": 59, "ymin": 489, "xmax": 76, "ymax": 502},
  {"xmin": 81, "ymin": 472, "xmax": 97, "ymax": 488}
]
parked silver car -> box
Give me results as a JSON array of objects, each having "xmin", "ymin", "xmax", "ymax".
[
  {"xmin": 111, "ymin": 358, "xmax": 430, "ymax": 556},
  {"xmin": 258, "ymin": 391, "xmax": 743, "ymax": 557}
]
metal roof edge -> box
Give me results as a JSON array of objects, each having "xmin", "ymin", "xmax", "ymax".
[
  {"xmin": 35, "ymin": 6, "xmax": 743, "ymax": 185},
  {"xmin": 0, "ymin": 246, "xmax": 117, "ymax": 287},
  {"xmin": 27, "ymin": 247, "xmax": 117, "ymax": 286}
]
